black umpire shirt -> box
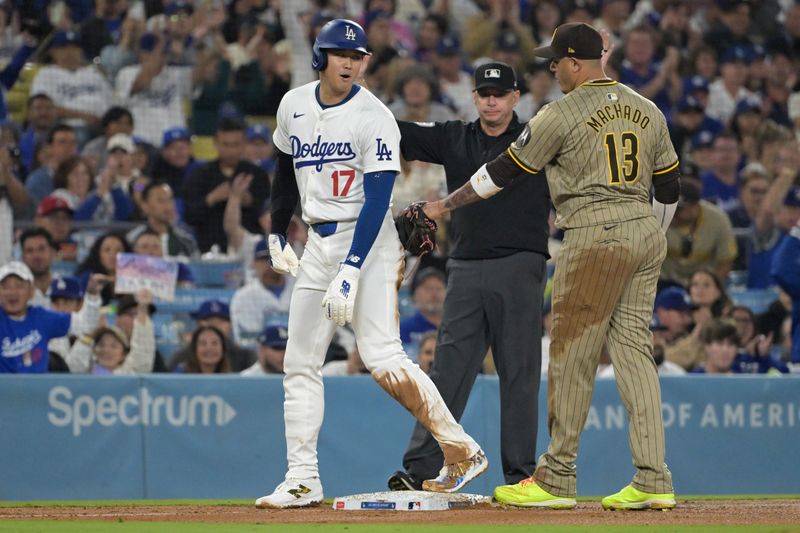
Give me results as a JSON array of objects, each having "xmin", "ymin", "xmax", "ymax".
[{"xmin": 398, "ymin": 114, "xmax": 550, "ymax": 260}]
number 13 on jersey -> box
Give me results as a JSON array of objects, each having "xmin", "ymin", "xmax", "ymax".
[
  {"xmin": 331, "ymin": 169, "xmax": 355, "ymax": 196},
  {"xmin": 604, "ymin": 132, "xmax": 640, "ymax": 185}
]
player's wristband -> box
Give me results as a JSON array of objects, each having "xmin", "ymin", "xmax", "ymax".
[{"xmin": 469, "ymin": 164, "xmax": 503, "ymax": 199}]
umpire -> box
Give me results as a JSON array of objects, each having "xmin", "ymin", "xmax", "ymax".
[{"xmin": 388, "ymin": 61, "xmax": 550, "ymax": 489}]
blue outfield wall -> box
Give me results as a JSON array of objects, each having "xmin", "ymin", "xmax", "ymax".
[{"xmin": 1, "ymin": 374, "xmax": 798, "ymax": 500}]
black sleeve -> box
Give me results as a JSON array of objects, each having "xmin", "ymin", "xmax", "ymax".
[
  {"xmin": 181, "ymin": 165, "xmax": 211, "ymax": 226},
  {"xmin": 653, "ymin": 165, "xmax": 681, "ymax": 204},
  {"xmin": 397, "ymin": 120, "xmax": 446, "ymax": 164},
  {"xmin": 271, "ymin": 149, "xmax": 299, "ymax": 236},
  {"xmin": 486, "ymin": 150, "xmax": 533, "ymax": 188}
]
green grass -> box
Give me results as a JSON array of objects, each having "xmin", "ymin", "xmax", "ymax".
[
  {"xmin": 0, "ymin": 524, "xmax": 798, "ymax": 533},
  {"xmin": 0, "ymin": 499, "xmax": 253, "ymax": 508}
]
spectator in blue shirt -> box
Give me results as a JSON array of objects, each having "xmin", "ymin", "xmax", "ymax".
[
  {"xmin": 619, "ymin": 25, "xmax": 681, "ymax": 116},
  {"xmin": 24, "ymin": 124, "xmax": 79, "ymax": 210},
  {"xmin": 771, "ymin": 221, "xmax": 800, "ymax": 363},
  {"xmin": 400, "ymin": 267, "xmax": 446, "ymax": 357},
  {"xmin": 700, "ymin": 132, "xmax": 742, "ymax": 212},
  {"xmin": 0, "ymin": 261, "xmax": 110, "ymax": 373},
  {"xmin": 19, "ymin": 94, "xmax": 57, "ymax": 175}
]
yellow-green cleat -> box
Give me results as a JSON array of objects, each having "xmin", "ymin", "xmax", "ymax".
[
  {"xmin": 493, "ymin": 478, "xmax": 577, "ymax": 509},
  {"xmin": 601, "ymin": 484, "xmax": 676, "ymax": 511}
]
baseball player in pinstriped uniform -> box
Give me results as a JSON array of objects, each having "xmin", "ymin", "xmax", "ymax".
[
  {"xmin": 255, "ymin": 19, "xmax": 486, "ymax": 509},
  {"xmin": 419, "ymin": 22, "xmax": 681, "ymax": 510}
]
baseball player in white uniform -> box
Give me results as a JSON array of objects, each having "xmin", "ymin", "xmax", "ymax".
[{"xmin": 255, "ymin": 19, "xmax": 487, "ymax": 509}]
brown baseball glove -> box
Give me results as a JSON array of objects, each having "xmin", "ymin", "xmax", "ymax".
[{"xmin": 394, "ymin": 202, "xmax": 437, "ymax": 256}]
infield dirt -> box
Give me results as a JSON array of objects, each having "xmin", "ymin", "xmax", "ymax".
[{"xmin": 1, "ymin": 499, "xmax": 799, "ymax": 526}]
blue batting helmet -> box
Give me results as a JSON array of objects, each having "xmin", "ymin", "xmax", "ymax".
[{"xmin": 311, "ymin": 19, "xmax": 369, "ymax": 72}]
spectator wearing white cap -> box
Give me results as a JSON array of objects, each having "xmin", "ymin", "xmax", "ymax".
[
  {"xmin": 229, "ymin": 238, "xmax": 293, "ymax": 347},
  {"xmin": 115, "ymin": 32, "xmax": 193, "ymax": 147},
  {"xmin": 81, "ymin": 106, "xmax": 134, "ymax": 172},
  {"xmin": 240, "ymin": 324, "xmax": 289, "ymax": 375},
  {"xmin": 0, "ymin": 261, "xmax": 111, "ymax": 373},
  {"xmin": 73, "ymin": 133, "xmax": 136, "ymax": 222}
]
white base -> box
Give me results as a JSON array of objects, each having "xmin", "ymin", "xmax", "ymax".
[{"xmin": 332, "ymin": 491, "xmax": 491, "ymax": 511}]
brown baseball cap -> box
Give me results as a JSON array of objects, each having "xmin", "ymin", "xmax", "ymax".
[{"xmin": 533, "ymin": 22, "xmax": 604, "ymax": 60}]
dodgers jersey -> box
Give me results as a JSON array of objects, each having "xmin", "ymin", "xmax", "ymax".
[
  {"xmin": 30, "ymin": 65, "xmax": 113, "ymax": 127},
  {"xmin": 0, "ymin": 306, "xmax": 71, "ymax": 373},
  {"xmin": 273, "ymin": 83, "xmax": 402, "ymax": 224}
]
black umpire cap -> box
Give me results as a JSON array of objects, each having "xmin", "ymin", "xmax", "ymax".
[
  {"xmin": 474, "ymin": 61, "xmax": 518, "ymax": 92},
  {"xmin": 533, "ymin": 22, "xmax": 604, "ymax": 60}
]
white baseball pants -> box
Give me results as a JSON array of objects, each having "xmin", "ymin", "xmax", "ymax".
[{"xmin": 281, "ymin": 214, "xmax": 480, "ymax": 480}]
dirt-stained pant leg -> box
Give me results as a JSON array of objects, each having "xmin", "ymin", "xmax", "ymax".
[
  {"xmin": 606, "ymin": 216, "xmax": 673, "ymax": 494},
  {"xmin": 533, "ymin": 222, "xmax": 640, "ymax": 498},
  {"xmin": 353, "ymin": 217, "xmax": 480, "ymax": 465}
]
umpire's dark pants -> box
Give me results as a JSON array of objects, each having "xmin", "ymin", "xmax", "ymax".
[{"xmin": 402, "ymin": 250, "xmax": 546, "ymax": 484}]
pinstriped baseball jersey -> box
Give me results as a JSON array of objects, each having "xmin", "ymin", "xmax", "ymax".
[{"xmin": 508, "ymin": 81, "xmax": 678, "ymax": 229}]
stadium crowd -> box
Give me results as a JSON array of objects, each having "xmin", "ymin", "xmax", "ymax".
[{"xmin": 0, "ymin": 0, "xmax": 799, "ymax": 377}]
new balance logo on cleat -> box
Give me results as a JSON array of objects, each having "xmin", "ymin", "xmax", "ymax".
[
  {"xmin": 288, "ymin": 485, "xmax": 312, "ymax": 499},
  {"xmin": 255, "ymin": 479, "xmax": 324, "ymax": 509}
]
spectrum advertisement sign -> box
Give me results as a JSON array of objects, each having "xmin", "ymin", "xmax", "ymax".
[{"xmin": 0, "ymin": 375, "xmax": 798, "ymax": 500}]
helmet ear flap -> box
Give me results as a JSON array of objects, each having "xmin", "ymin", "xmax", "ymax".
[{"xmin": 312, "ymin": 42, "xmax": 327, "ymax": 71}]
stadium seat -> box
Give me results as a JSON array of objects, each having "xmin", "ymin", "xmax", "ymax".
[
  {"xmin": 51, "ymin": 260, "xmax": 78, "ymax": 278},
  {"xmin": 6, "ymin": 62, "xmax": 41, "ymax": 124},
  {"xmin": 188, "ymin": 261, "xmax": 244, "ymax": 288},
  {"xmin": 191, "ymin": 136, "xmax": 218, "ymax": 161},
  {"xmin": 155, "ymin": 287, "xmax": 236, "ymax": 313},
  {"xmin": 729, "ymin": 288, "xmax": 780, "ymax": 314}
]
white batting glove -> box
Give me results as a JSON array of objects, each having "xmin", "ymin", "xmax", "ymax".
[
  {"xmin": 322, "ymin": 263, "xmax": 360, "ymax": 326},
  {"xmin": 268, "ymin": 234, "xmax": 299, "ymax": 276}
]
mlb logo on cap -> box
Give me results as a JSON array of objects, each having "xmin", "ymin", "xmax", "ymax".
[{"xmin": 474, "ymin": 61, "xmax": 517, "ymax": 92}]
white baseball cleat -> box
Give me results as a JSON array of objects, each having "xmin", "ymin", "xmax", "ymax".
[
  {"xmin": 255, "ymin": 478, "xmax": 324, "ymax": 509},
  {"xmin": 422, "ymin": 449, "xmax": 488, "ymax": 493}
]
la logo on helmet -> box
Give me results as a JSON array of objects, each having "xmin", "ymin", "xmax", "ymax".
[{"xmin": 345, "ymin": 26, "xmax": 356, "ymax": 41}]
